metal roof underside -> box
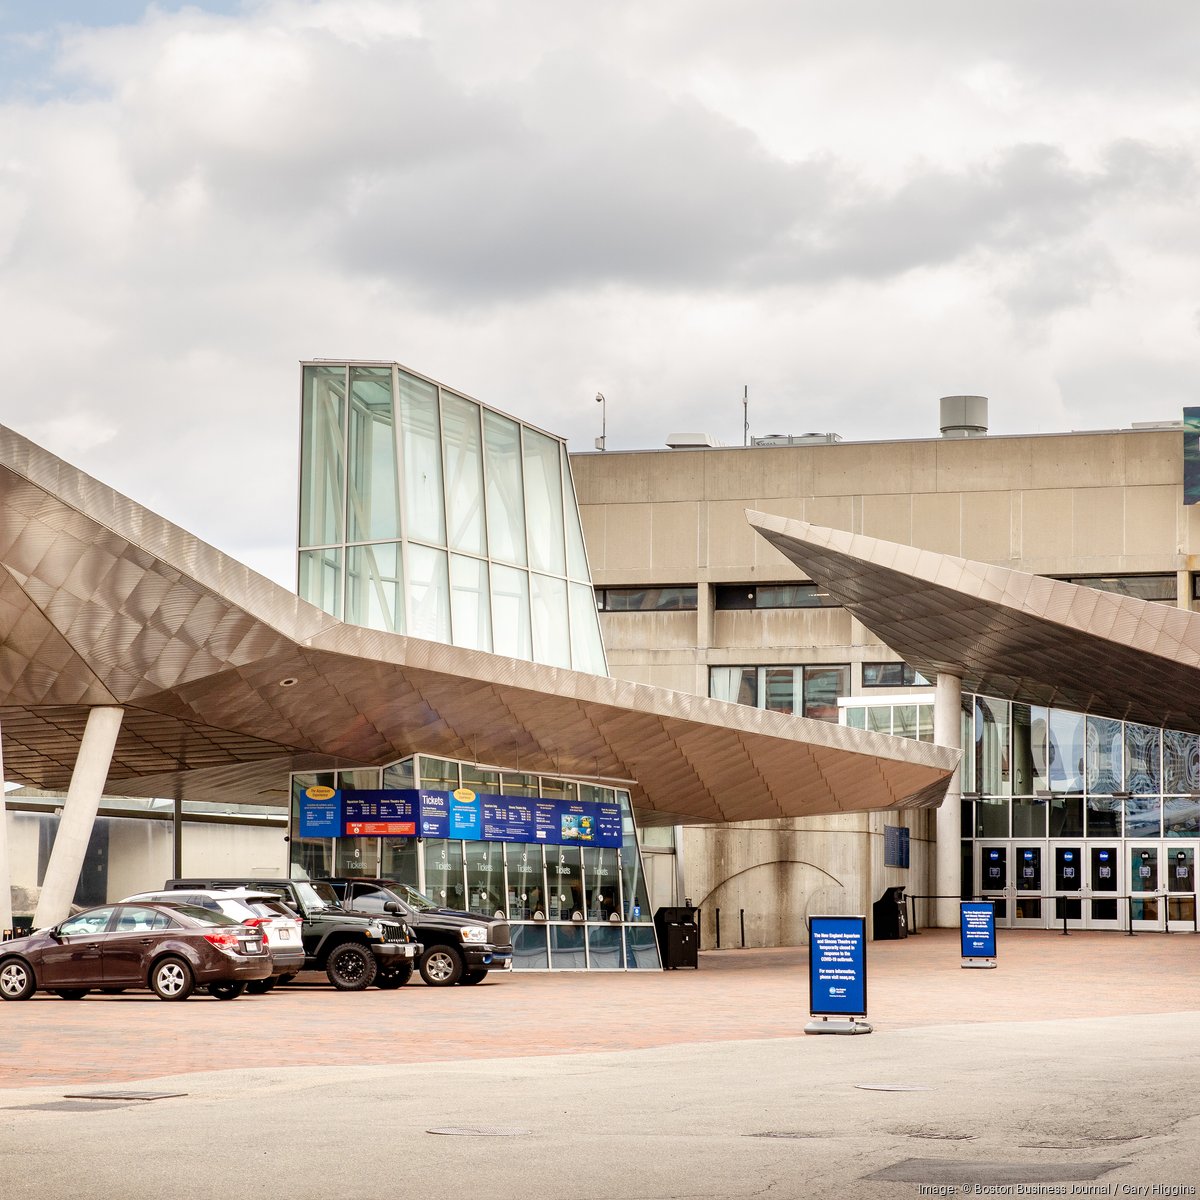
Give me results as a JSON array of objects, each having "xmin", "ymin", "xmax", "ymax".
[
  {"xmin": 0, "ymin": 427, "xmax": 956, "ymax": 823},
  {"xmin": 748, "ymin": 510, "xmax": 1200, "ymax": 735}
]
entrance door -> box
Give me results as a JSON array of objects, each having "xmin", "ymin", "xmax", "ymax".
[
  {"xmin": 1088, "ymin": 845, "xmax": 1121, "ymax": 929},
  {"xmin": 1013, "ymin": 845, "xmax": 1044, "ymax": 926},
  {"xmin": 1050, "ymin": 843, "xmax": 1084, "ymax": 929},
  {"xmin": 1165, "ymin": 844, "xmax": 1197, "ymax": 931},
  {"xmin": 1129, "ymin": 844, "xmax": 1162, "ymax": 931},
  {"xmin": 977, "ymin": 844, "xmax": 1009, "ymax": 923}
]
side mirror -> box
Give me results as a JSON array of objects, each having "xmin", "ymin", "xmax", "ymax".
[
  {"xmin": 384, "ymin": 901, "xmax": 401, "ymax": 913},
  {"xmin": 47, "ymin": 926, "xmax": 63, "ymax": 942}
]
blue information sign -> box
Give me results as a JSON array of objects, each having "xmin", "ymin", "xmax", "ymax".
[
  {"xmin": 960, "ymin": 901, "xmax": 997, "ymax": 959},
  {"xmin": 298, "ymin": 791, "xmax": 342, "ymax": 837},
  {"xmin": 808, "ymin": 915, "xmax": 867, "ymax": 1017}
]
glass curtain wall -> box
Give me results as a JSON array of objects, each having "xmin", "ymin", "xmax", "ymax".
[{"xmin": 297, "ymin": 362, "xmax": 607, "ymax": 675}]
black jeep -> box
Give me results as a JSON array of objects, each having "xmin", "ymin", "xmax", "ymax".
[
  {"xmin": 322, "ymin": 878, "xmax": 513, "ymax": 986},
  {"xmin": 164, "ymin": 878, "xmax": 422, "ymax": 991}
]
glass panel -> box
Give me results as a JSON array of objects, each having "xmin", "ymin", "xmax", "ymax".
[
  {"xmin": 290, "ymin": 773, "xmax": 335, "ymax": 881},
  {"xmin": 1012, "ymin": 703, "xmax": 1037, "ymax": 794},
  {"xmin": 584, "ymin": 846, "xmax": 621, "ymax": 920},
  {"xmin": 586, "ymin": 925, "xmax": 623, "ymax": 969},
  {"xmin": 462, "ymin": 764, "xmax": 500, "ymax": 792},
  {"xmin": 975, "ymin": 798, "xmax": 1009, "ymax": 838},
  {"xmin": 501, "ymin": 772, "xmax": 537, "ymax": 796},
  {"xmin": 803, "ymin": 667, "xmax": 847, "ymax": 722},
  {"xmin": 562, "ymin": 446, "xmax": 591, "ymax": 582},
  {"xmin": 601, "ymin": 586, "xmax": 697, "ymax": 611},
  {"xmin": 620, "ymin": 805, "xmax": 653, "ymax": 921},
  {"xmin": 1047, "ymin": 709, "xmax": 1085, "ymax": 792},
  {"xmin": 347, "ymin": 367, "xmax": 399, "ymax": 542},
  {"xmin": 338, "ymin": 768, "xmax": 381, "ymax": 790},
  {"xmin": 491, "ymin": 563, "xmax": 531, "ymax": 660},
  {"xmin": 423, "ymin": 839, "xmax": 465, "ymax": 909},
  {"xmin": 511, "ymin": 923, "xmax": 549, "ymax": 970},
  {"xmin": 449, "ymin": 554, "xmax": 492, "ymax": 652},
  {"xmin": 397, "ymin": 369, "xmax": 445, "ymax": 544},
  {"xmin": 1125, "ymin": 796, "xmax": 1162, "ymax": 838},
  {"xmin": 417, "ymin": 758, "xmax": 460, "ymax": 791},
  {"xmin": 709, "ymin": 667, "xmax": 756, "ymax": 706},
  {"xmin": 763, "ymin": 667, "xmax": 796, "ymax": 714},
  {"xmin": 380, "ymin": 837, "xmax": 420, "ymax": 888},
  {"xmin": 1165, "ymin": 796, "xmax": 1200, "ymax": 836},
  {"xmin": 382, "ymin": 758, "xmax": 416, "ymax": 790},
  {"xmin": 960, "ymin": 696, "xmax": 974, "ymax": 790},
  {"xmin": 1085, "ymin": 716, "xmax": 1123, "ymax": 793},
  {"xmin": 505, "ymin": 844, "xmax": 546, "ymax": 920},
  {"xmin": 568, "ymin": 582, "xmax": 607, "ymax": 675},
  {"xmin": 298, "ymin": 548, "xmax": 342, "ymax": 618},
  {"xmin": 546, "ymin": 845, "xmax": 585, "ymax": 920},
  {"xmin": 1163, "ymin": 729, "xmax": 1200, "ymax": 794},
  {"xmin": 335, "ymin": 837, "xmax": 378, "ymax": 876},
  {"xmin": 893, "ymin": 705, "xmax": 916, "ymax": 740},
  {"xmin": 917, "ymin": 704, "xmax": 933, "ymax": 742},
  {"xmin": 844, "ymin": 707, "xmax": 866, "ymax": 729},
  {"xmin": 530, "ymin": 572, "xmax": 571, "ymax": 668},
  {"xmin": 464, "ymin": 840, "xmax": 506, "ymax": 917},
  {"xmin": 540, "ymin": 777, "xmax": 578, "ymax": 802},
  {"xmin": 549, "ymin": 924, "xmax": 587, "ymax": 969},
  {"xmin": 346, "ymin": 542, "xmax": 404, "ymax": 633},
  {"xmin": 521, "ymin": 426, "xmax": 566, "ymax": 576},
  {"xmin": 1131, "ymin": 846, "xmax": 1159, "ymax": 921},
  {"xmin": 1048, "ymin": 794, "xmax": 1084, "ymax": 837},
  {"xmin": 625, "ymin": 924, "xmax": 660, "ymax": 968},
  {"xmin": 407, "ymin": 544, "xmax": 450, "ymax": 643},
  {"xmin": 483, "ymin": 409, "xmax": 527, "ymax": 566},
  {"xmin": 1086, "ymin": 797, "xmax": 1123, "ymax": 837},
  {"xmin": 441, "ymin": 392, "xmax": 486, "ymax": 556},
  {"xmin": 1124, "ymin": 723, "xmax": 1161, "ymax": 794},
  {"xmin": 299, "ymin": 365, "xmax": 345, "ymax": 547},
  {"xmin": 1011, "ymin": 797, "xmax": 1047, "ymax": 838},
  {"xmin": 867, "ymin": 707, "xmax": 891, "ymax": 735},
  {"xmin": 975, "ymin": 696, "xmax": 1011, "ymax": 795}
]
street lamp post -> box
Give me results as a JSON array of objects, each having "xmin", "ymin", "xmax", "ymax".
[{"xmin": 595, "ymin": 392, "xmax": 606, "ymax": 451}]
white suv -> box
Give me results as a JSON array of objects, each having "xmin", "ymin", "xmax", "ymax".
[{"xmin": 125, "ymin": 889, "xmax": 305, "ymax": 993}]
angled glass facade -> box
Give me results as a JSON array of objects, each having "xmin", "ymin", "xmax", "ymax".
[{"xmin": 298, "ymin": 361, "xmax": 606, "ymax": 674}]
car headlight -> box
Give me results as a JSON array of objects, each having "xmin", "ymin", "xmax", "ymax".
[
  {"xmin": 460, "ymin": 926, "xmax": 488, "ymax": 944},
  {"xmin": 366, "ymin": 921, "xmax": 385, "ymax": 939}
]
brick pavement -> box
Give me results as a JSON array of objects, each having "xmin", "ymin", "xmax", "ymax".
[{"xmin": 1, "ymin": 928, "xmax": 1196, "ymax": 1089}]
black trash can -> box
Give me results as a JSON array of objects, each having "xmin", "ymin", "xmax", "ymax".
[
  {"xmin": 872, "ymin": 886, "xmax": 908, "ymax": 940},
  {"xmin": 654, "ymin": 905, "xmax": 699, "ymax": 969}
]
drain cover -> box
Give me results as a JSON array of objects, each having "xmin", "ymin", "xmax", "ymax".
[
  {"xmin": 865, "ymin": 1157, "xmax": 1126, "ymax": 1184},
  {"xmin": 855, "ymin": 1084, "xmax": 931, "ymax": 1092},
  {"xmin": 62, "ymin": 1091, "xmax": 186, "ymax": 1101},
  {"xmin": 427, "ymin": 1127, "xmax": 529, "ymax": 1137}
]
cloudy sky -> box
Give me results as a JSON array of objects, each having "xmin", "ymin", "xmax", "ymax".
[{"xmin": 2, "ymin": 1, "xmax": 1198, "ymax": 584}]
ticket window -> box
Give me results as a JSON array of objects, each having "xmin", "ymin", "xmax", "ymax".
[
  {"xmin": 981, "ymin": 847, "xmax": 1007, "ymax": 919},
  {"xmin": 1090, "ymin": 847, "xmax": 1119, "ymax": 921},
  {"xmin": 1130, "ymin": 847, "xmax": 1159, "ymax": 922},
  {"xmin": 1015, "ymin": 847, "xmax": 1041, "ymax": 919},
  {"xmin": 1054, "ymin": 846, "xmax": 1082, "ymax": 921},
  {"xmin": 506, "ymin": 845, "xmax": 546, "ymax": 921},
  {"xmin": 1167, "ymin": 847, "xmax": 1196, "ymax": 924}
]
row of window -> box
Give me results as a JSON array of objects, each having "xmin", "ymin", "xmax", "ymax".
[
  {"xmin": 709, "ymin": 665, "xmax": 848, "ymax": 722},
  {"xmin": 966, "ymin": 794, "xmax": 1200, "ymax": 841}
]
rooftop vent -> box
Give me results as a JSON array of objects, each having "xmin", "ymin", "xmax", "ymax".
[
  {"xmin": 665, "ymin": 432, "xmax": 720, "ymax": 448},
  {"xmin": 751, "ymin": 432, "xmax": 843, "ymax": 447},
  {"xmin": 939, "ymin": 395, "xmax": 988, "ymax": 438}
]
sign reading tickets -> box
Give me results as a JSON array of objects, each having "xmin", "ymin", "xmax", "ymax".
[
  {"xmin": 960, "ymin": 901, "xmax": 997, "ymax": 961},
  {"xmin": 808, "ymin": 915, "xmax": 867, "ymax": 1017},
  {"xmin": 299, "ymin": 786, "xmax": 622, "ymax": 848}
]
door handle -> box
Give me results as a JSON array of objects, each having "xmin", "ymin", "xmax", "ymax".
[{"xmin": 140, "ymin": 939, "xmax": 153, "ymax": 945}]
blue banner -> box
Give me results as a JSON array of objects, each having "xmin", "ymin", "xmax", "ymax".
[
  {"xmin": 808, "ymin": 915, "xmax": 867, "ymax": 1017},
  {"xmin": 960, "ymin": 901, "xmax": 997, "ymax": 959},
  {"xmin": 298, "ymin": 790, "xmax": 342, "ymax": 837}
]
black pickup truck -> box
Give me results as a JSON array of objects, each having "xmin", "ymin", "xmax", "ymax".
[
  {"xmin": 165, "ymin": 878, "xmax": 421, "ymax": 991},
  {"xmin": 322, "ymin": 878, "xmax": 513, "ymax": 986}
]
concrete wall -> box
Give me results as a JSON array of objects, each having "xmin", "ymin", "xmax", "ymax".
[{"xmin": 572, "ymin": 426, "xmax": 1187, "ymax": 946}]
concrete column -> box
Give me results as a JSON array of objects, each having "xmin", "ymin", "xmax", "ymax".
[
  {"xmin": 0, "ymin": 716, "xmax": 12, "ymax": 937},
  {"xmin": 32, "ymin": 706, "xmax": 124, "ymax": 929},
  {"xmin": 934, "ymin": 673, "xmax": 963, "ymax": 929}
]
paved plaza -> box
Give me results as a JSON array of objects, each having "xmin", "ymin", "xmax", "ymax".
[{"xmin": 1, "ymin": 928, "xmax": 1198, "ymax": 1198}]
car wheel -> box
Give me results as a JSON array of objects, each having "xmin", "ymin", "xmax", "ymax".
[
  {"xmin": 245, "ymin": 978, "xmax": 276, "ymax": 995},
  {"xmin": 374, "ymin": 962, "xmax": 413, "ymax": 990},
  {"xmin": 207, "ymin": 981, "xmax": 245, "ymax": 1000},
  {"xmin": 419, "ymin": 945, "xmax": 463, "ymax": 987},
  {"xmin": 460, "ymin": 969, "xmax": 487, "ymax": 985},
  {"xmin": 0, "ymin": 959, "xmax": 36, "ymax": 1001},
  {"xmin": 325, "ymin": 942, "xmax": 377, "ymax": 991},
  {"xmin": 150, "ymin": 956, "xmax": 194, "ymax": 1001},
  {"xmin": 53, "ymin": 989, "xmax": 90, "ymax": 1000}
]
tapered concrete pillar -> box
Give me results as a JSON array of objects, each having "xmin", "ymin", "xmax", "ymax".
[
  {"xmin": 934, "ymin": 673, "xmax": 963, "ymax": 929},
  {"xmin": 0, "ymin": 717, "xmax": 12, "ymax": 937},
  {"xmin": 32, "ymin": 706, "xmax": 124, "ymax": 929}
]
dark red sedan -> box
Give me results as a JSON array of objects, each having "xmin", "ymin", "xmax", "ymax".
[{"xmin": 0, "ymin": 902, "xmax": 272, "ymax": 1001}]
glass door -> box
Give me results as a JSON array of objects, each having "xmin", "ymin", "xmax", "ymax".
[
  {"xmin": 1128, "ymin": 843, "xmax": 1162, "ymax": 931},
  {"xmin": 1013, "ymin": 845, "xmax": 1044, "ymax": 927},
  {"xmin": 1087, "ymin": 845, "xmax": 1121, "ymax": 929},
  {"xmin": 977, "ymin": 844, "xmax": 1009, "ymax": 925},
  {"xmin": 1050, "ymin": 843, "xmax": 1084, "ymax": 929},
  {"xmin": 1165, "ymin": 844, "xmax": 1197, "ymax": 932}
]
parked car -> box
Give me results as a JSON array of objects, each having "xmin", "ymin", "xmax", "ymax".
[
  {"xmin": 321, "ymin": 878, "xmax": 513, "ymax": 987},
  {"xmin": 163, "ymin": 878, "xmax": 421, "ymax": 991},
  {"xmin": 125, "ymin": 890, "xmax": 305, "ymax": 993},
  {"xmin": 0, "ymin": 902, "xmax": 271, "ymax": 1002}
]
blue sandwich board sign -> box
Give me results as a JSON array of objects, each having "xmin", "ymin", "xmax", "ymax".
[
  {"xmin": 960, "ymin": 900, "xmax": 997, "ymax": 969},
  {"xmin": 808, "ymin": 915, "xmax": 868, "ymax": 1019}
]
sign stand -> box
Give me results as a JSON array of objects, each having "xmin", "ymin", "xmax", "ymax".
[
  {"xmin": 805, "ymin": 914, "xmax": 872, "ymax": 1036},
  {"xmin": 960, "ymin": 900, "xmax": 997, "ymax": 969}
]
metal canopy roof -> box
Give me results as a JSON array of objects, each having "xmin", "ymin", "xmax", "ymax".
[
  {"xmin": 749, "ymin": 510, "xmax": 1200, "ymax": 734},
  {"xmin": 0, "ymin": 427, "xmax": 956, "ymax": 823}
]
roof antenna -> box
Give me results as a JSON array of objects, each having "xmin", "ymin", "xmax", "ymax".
[{"xmin": 742, "ymin": 385, "xmax": 749, "ymax": 447}]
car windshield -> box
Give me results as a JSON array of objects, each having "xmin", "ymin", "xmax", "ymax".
[
  {"xmin": 246, "ymin": 899, "xmax": 294, "ymax": 919},
  {"xmin": 161, "ymin": 903, "xmax": 241, "ymax": 926},
  {"xmin": 293, "ymin": 881, "xmax": 340, "ymax": 909},
  {"xmin": 390, "ymin": 884, "xmax": 440, "ymax": 912}
]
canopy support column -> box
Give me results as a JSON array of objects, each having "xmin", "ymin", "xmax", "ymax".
[{"xmin": 934, "ymin": 673, "xmax": 963, "ymax": 929}]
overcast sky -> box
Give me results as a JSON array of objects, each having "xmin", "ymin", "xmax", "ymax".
[{"xmin": 2, "ymin": 1, "xmax": 1198, "ymax": 584}]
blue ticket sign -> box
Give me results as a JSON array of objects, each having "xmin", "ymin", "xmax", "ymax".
[
  {"xmin": 960, "ymin": 901, "xmax": 997, "ymax": 960},
  {"xmin": 808, "ymin": 915, "xmax": 867, "ymax": 1017},
  {"xmin": 298, "ymin": 787, "xmax": 342, "ymax": 837}
]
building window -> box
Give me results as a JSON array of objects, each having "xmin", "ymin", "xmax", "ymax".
[
  {"xmin": 709, "ymin": 665, "xmax": 848, "ymax": 722},
  {"xmin": 862, "ymin": 662, "xmax": 930, "ymax": 687},
  {"xmin": 1054, "ymin": 574, "xmax": 1177, "ymax": 604},
  {"xmin": 713, "ymin": 582, "xmax": 839, "ymax": 610},
  {"xmin": 596, "ymin": 586, "xmax": 697, "ymax": 611}
]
